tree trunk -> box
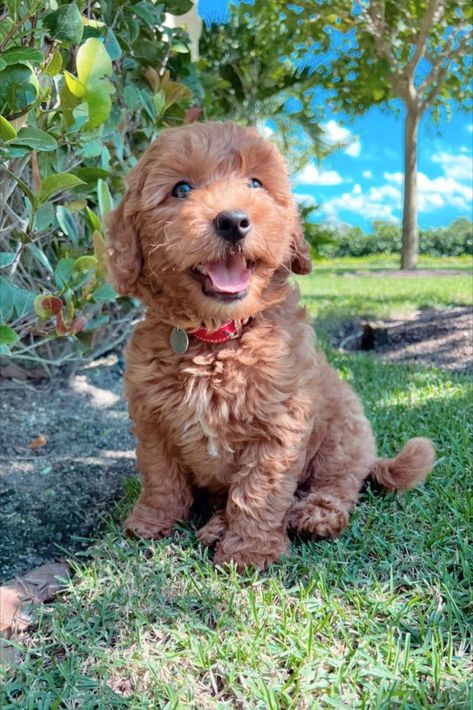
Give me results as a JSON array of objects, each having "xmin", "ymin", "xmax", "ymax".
[{"xmin": 401, "ymin": 107, "xmax": 420, "ymax": 270}]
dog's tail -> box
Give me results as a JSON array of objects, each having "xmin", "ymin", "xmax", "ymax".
[{"xmin": 369, "ymin": 437, "xmax": 435, "ymax": 490}]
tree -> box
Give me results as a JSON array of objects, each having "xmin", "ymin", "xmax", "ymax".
[
  {"xmin": 198, "ymin": 0, "xmax": 333, "ymax": 171},
  {"xmin": 296, "ymin": 0, "xmax": 473, "ymax": 269}
]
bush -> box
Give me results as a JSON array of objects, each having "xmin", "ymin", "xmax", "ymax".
[
  {"xmin": 0, "ymin": 0, "xmax": 199, "ymax": 370},
  {"xmin": 318, "ymin": 219, "xmax": 473, "ymax": 258}
]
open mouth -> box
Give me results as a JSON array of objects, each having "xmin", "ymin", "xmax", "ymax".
[{"xmin": 189, "ymin": 253, "xmax": 254, "ymax": 302}]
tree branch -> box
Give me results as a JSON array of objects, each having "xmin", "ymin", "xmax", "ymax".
[
  {"xmin": 405, "ymin": 0, "xmax": 444, "ymax": 78},
  {"xmin": 420, "ymin": 27, "xmax": 473, "ymax": 107},
  {"xmin": 356, "ymin": 1, "xmax": 405, "ymax": 96}
]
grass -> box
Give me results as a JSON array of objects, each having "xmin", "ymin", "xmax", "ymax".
[
  {"xmin": 1, "ymin": 258, "xmax": 472, "ymax": 708},
  {"xmin": 300, "ymin": 255, "xmax": 472, "ymax": 329}
]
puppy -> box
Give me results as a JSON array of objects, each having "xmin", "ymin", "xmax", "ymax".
[{"xmin": 106, "ymin": 122, "xmax": 434, "ymax": 570}]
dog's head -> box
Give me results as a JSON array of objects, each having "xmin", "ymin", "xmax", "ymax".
[{"xmin": 107, "ymin": 122, "xmax": 311, "ymax": 324}]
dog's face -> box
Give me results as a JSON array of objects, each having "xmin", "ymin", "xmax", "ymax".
[{"xmin": 107, "ymin": 122, "xmax": 311, "ymax": 323}]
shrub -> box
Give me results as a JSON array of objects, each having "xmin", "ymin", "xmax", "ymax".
[
  {"xmin": 0, "ymin": 0, "xmax": 199, "ymax": 370},
  {"xmin": 318, "ymin": 219, "xmax": 473, "ymax": 258}
]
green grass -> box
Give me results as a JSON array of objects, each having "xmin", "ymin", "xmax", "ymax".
[
  {"xmin": 300, "ymin": 255, "xmax": 472, "ymax": 328},
  {"xmin": 1, "ymin": 258, "xmax": 472, "ymax": 709}
]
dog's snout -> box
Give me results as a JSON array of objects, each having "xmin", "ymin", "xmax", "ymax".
[{"xmin": 213, "ymin": 210, "xmax": 251, "ymax": 243}]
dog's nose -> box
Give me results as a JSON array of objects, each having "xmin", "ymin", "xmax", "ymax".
[{"xmin": 213, "ymin": 210, "xmax": 251, "ymax": 243}]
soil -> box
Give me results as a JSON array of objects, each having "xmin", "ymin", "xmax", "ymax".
[
  {"xmin": 0, "ymin": 292, "xmax": 471, "ymax": 584},
  {"xmin": 0, "ymin": 354, "xmax": 135, "ymax": 583},
  {"xmin": 331, "ymin": 306, "xmax": 472, "ymax": 372}
]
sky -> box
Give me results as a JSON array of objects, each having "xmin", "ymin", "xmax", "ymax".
[{"xmin": 197, "ymin": 0, "xmax": 472, "ymax": 231}]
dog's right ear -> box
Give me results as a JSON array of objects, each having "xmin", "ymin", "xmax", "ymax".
[{"xmin": 106, "ymin": 195, "xmax": 142, "ymax": 296}]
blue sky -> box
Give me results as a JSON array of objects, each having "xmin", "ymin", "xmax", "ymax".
[{"xmin": 197, "ymin": 0, "xmax": 472, "ymax": 231}]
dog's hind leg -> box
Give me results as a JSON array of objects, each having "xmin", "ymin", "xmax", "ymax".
[{"xmin": 286, "ymin": 412, "xmax": 377, "ymax": 539}]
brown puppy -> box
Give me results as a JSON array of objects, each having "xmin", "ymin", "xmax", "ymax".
[{"xmin": 107, "ymin": 122, "xmax": 434, "ymax": 570}]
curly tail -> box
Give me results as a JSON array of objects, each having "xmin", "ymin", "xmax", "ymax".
[{"xmin": 369, "ymin": 437, "xmax": 435, "ymax": 490}]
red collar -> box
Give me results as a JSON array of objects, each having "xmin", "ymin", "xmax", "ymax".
[{"xmin": 189, "ymin": 318, "xmax": 249, "ymax": 345}]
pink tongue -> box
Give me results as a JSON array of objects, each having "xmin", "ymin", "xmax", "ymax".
[{"xmin": 205, "ymin": 254, "xmax": 251, "ymax": 293}]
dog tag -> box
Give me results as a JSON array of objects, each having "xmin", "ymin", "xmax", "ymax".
[{"xmin": 170, "ymin": 327, "xmax": 189, "ymax": 354}]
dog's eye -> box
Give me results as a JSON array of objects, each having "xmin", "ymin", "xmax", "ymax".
[
  {"xmin": 172, "ymin": 181, "xmax": 193, "ymax": 199},
  {"xmin": 249, "ymin": 178, "xmax": 262, "ymax": 189}
]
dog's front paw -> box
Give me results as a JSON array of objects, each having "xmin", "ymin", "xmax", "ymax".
[
  {"xmin": 213, "ymin": 533, "xmax": 288, "ymax": 571},
  {"xmin": 197, "ymin": 510, "xmax": 227, "ymax": 546},
  {"xmin": 286, "ymin": 493, "xmax": 349, "ymax": 538},
  {"xmin": 124, "ymin": 503, "xmax": 176, "ymax": 540}
]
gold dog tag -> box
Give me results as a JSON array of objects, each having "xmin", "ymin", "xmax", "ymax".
[{"xmin": 170, "ymin": 327, "xmax": 189, "ymax": 354}]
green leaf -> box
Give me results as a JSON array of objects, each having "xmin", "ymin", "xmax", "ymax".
[
  {"xmin": 43, "ymin": 4, "xmax": 84, "ymax": 45},
  {"xmin": 0, "ymin": 63, "xmax": 40, "ymax": 117},
  {"xmin": 44, "ymin": 50, "xmax": 63, "ymax": 77},
  {"xmin": 76, "ymin": 38, "xmax": 112, "ymax": 87},
  {"xmin": 165, "ymin": 0, "xmax": 193, "ymax": 15},
  {"xmin": 64, "ymin": 70, "xmax": 87, "ymax": 99},
  {"xmin": 72, "ymin": 167, "xmax": 109, "ymax": 185},
  {"xmin": 0, "ymin": 277, "xmax": 14, "ymax": 321},
  {"xmin": 72, "ymin": 255, "xmax": 97, "ymax": 272},
  {"xmin": 0, "ymin": 324, "xmax": 19, "ymax": 345},
  {"xmin": 54, "ymin": 258, "xmax": 75, "ymax": 288},
  {"xmin": 11, "ymin": 127, "xmax": 57, "ymax": 152},
  {"xmin": 85, "ymin": 207, "xmax": 102, "ymax": 232},
  {"xmin": 0, "ymin": 115, "xmax": 17, "ymax": 141},
  {"xmin": 0, "ymin": 46, "xmax": 43, "ymax": 65},
  {"xmin": 26, "ymin": 243, "xmax": 54, "ymax": 276},
  {"xmin": 97, "ymin": 179, "xmax": 113, "ymax": 217},
  {"xmin": 104, "ymin": 28, "xmax": 122, "ymax": 60},
  {"xmin": 37, "ymin": 173, "xmax": 86, "ymax": 204},
  {"xmin": 133, "ymin": 1, "xmax": 164, "ymax": 27},
  {"xmin": 91, "ymin": 282, "xmax": 116, "ymax": 301},
  {"xmin": 172, "ymin": 41, "xmax": 190, "ymax": 54},
  {"xmin": 0, "ymin": 252, "xmax": 16, "ymax": 268},
  {"xmin": 84, "ymin": 85, "xmax": 112, "ymax": 129},
  {"xmin": 56, "ymin": 205, "xmax": 79, "ymax": 243}
]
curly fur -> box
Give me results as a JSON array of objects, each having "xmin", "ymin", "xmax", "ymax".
[{"xmin": 106, "ymin": 122, "xmax": 435, "ymax": 570}]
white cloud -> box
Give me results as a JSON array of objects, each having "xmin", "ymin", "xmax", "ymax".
[
  {"xmin": 322, "ymin": 119, "xmax": 351, "ymax": 143},
  {"xmin": 431, "ymin": 151, "xmax": 472, "ymax": 181},
  {"xmin": 362, "ymin": 170, "xmax": 373, "ymax": 179},
  {"xmin": 345, "ymin": 139, "xmax": 361, "ymax": 157},
  {"xmin": 294, "ymin": 193, "xmax": 317, "ymax": 207},
  {"xmin": 322, "ymin": 183, "xmax": 401, "ymax": 223},
  {"xmin": 293, "ymin": 163, "xmax": 344, "ymax": 186},
  {"xmin": 466, "ymin": 124, "xmax": 473, "ymax": 133},
  {"xmin": 322, "ymin": 119, "xmax": 361, "ymax": 158},
  {"xmin": 385, "ymin": 169, "xmax": 471, "ymax": 212}
]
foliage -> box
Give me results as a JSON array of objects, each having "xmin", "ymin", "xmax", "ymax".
[
  {"xmin": 198, "ymin": 0, "xmax": 333, "ymax": 171},
  {"xmin": 317, "ymin": 218, "xmax": 473, "ymax": 258},
  {"xmin": 0, "ymin": 0, "xmax": 199, "ymax": 369}
]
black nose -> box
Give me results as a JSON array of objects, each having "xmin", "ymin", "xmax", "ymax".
[{"xmin": 213, "ymin": 210, "xmax": 251, "ymax": 243}]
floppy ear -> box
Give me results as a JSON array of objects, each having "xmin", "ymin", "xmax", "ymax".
[
  {"xmin": 290, "ymin": 209, "xmax": 313, "ymax": 275},
  {"xmin": 106, "ymin": 196, "xmax": 142, "ymax": 296}
]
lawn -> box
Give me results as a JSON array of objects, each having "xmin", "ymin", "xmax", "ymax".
[{"xmin": 1, "ymin": 258, "xmax": 472, "ymax": 708}]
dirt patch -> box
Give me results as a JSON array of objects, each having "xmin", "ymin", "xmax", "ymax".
[
  {"xmin": 332, "ymin": 306, "xmax": 473, "ymax": 372},
  {"xmin": 0, "ymin": 354, "xmax": 136, "ymax": 583}
]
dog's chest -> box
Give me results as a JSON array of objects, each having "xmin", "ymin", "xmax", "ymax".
[{"xmin": 163, "ymin": 352, "xmax": 257, "ymax": 484}]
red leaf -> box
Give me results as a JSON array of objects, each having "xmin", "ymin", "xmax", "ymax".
[
  {"xmin": 41, "ymin": 296, "xmax": 64, "ymax": 315},
  {"xmin": 70, "ymin": 315, "xmax": 86, "ymax": 334},
  {"xmin": 55, "ymin": 311, "xmax": 68, "ymax": 335}
]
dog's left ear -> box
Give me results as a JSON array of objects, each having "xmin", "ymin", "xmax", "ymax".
[{"xmin": 290, "ymin": 210, "xmax": 313, "ymax": 275}]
